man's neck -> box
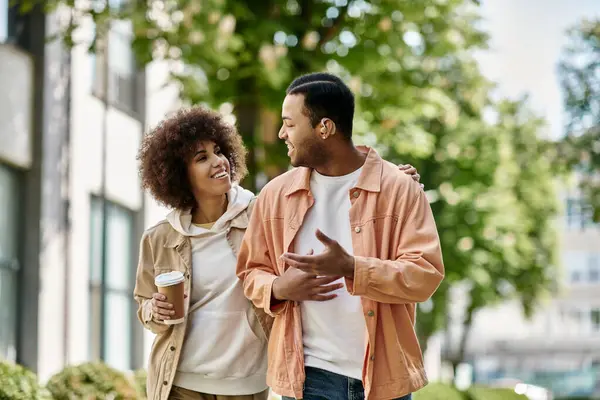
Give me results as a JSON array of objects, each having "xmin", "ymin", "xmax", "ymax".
[{"xmin": 314, "ymin": 143, "xmax": 366, "ymax": 177}]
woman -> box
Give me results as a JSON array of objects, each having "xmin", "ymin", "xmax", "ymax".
[{"xmin": 133, "ymin": 106, "xmax": 421, "ymax": 400}]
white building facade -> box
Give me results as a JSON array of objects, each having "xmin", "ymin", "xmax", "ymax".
[
  {"xmin": 446, "ymin": 187, "xmax": 600, "ymax": 398},
  {"xmin": 0, "ymin": 1, "xmax": 179, "ymax": 382}
]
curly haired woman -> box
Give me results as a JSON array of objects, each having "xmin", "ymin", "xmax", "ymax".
[{"xmin": 133, "ymin": 106, "xmax": 421, "ymax": 400}]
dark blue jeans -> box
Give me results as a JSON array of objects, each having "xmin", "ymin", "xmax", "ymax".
[{"xmin": 282, "ymin": 366, "xmax": 412, "ymax": 400}]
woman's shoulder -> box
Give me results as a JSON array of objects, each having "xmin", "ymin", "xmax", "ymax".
[{"xmin": 141, "ymin": 219, "xmax": 175, "ymax": 242}]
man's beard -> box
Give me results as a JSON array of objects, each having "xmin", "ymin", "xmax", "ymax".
[{"xmin": 291, "ymin": 137, "xmax": 328, "ymax": 168}]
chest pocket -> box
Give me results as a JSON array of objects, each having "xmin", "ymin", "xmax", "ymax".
[{"xmin": 153, "ymin": 244, "xmax": 190, "ymax": 277}]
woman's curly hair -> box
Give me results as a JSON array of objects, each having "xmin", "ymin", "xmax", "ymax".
[{"xmin": 137, "ymin": 107, "xmax": 247, "ymax": 210}]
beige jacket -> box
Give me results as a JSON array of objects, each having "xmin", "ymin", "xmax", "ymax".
[{"xmin": 133, "ymin": 198, "xmax": 273, "ymax": 400}]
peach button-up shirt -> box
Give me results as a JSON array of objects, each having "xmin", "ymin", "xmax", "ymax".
[{"xmin": 237, "ymin": 146, "xmax": 444, "ymax": 400}]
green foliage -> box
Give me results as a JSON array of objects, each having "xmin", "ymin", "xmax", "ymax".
[
  {"xmin": 554, "ymin": 397, "xmax": 593, "ymax": 400},
  {"xmin": 19, "ymin": 0, "xmax": 560, "ymax": 353},
  {"xmin": 132, "ymin": 369, "xmax": 147, "ymax": 399},
  {"xmin": 467, "ymin": 386, "xmax": 528, "ymax": 400},
  {"xmin": 414, "ymin": 383, "xmax": 530, "ymax": 400},
  {"xmin": 558, "ymin": 18, "xmax": 600, "ymax": 221},
  {"xmin": 0, "ymin": 360, "xmax": 53, "ymax": 400},
  {"xmin": 46, "ymin": 362, "xmax": 138, "ymax": 400},
  {"xmin": 414, "ymin": 382, "xmax": 464, "ymax": 400}
]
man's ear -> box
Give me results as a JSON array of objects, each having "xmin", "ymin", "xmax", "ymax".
[{"xmin": 319, "ymin": 118, "xmax": 336, "ymax": 139}]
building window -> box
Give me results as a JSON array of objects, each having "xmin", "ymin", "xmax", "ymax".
[
  {"xmin": 565, "ymin": 197, "xmax": 596, "ymax": 230},
  {"xmin": 592, "ymin": 309, "xmax": 600, "ymax": 332},
  {"xmin": 0, "ymin": 163, "xmax": 20, "ymax": 362},
  {"xmin": 92, "ymin": 19, "xmax": 140, "ymax": 115},
  {"xmin": 588, "ymin": 254, "xmax": 600, "ymax": 283},
  {"xmin": 89, "ymin": 196, "xmax": 136, "ymax": 371},
  {"xmin": 564, "ymin": 251, "xmax": 587, "ymax": 284},
  {"xmin": 0, "ymin": 0, "xmax": 9, "ymax": 43}
]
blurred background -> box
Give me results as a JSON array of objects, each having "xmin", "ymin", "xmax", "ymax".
[{"xmin": 0, "ymin": 0, "xmax": 599, "ymax": 399}]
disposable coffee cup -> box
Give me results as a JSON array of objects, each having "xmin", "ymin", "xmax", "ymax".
[{"xmin": 154, "ymin": 271, "xmax": 185, "ymax": 325}]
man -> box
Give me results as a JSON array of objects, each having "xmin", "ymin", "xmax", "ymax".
[{"xmin": 236, "ymin": 73, "xmax": 444, "ymax": 400}]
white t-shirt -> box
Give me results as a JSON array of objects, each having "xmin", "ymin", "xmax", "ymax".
[{"xmin": 294, "ymin": 167, "xmax": 366, "ymax": 380}]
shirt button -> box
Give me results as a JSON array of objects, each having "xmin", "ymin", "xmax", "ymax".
[
  {"xmin": 185, "ymin": 274, "xmax": 190, "ymax": 279},
  {"xmin": 367, "ymin": 310, "xmax": 375, "ymax": 317},
  {"xmin": 163, "ymin": 381, "xmax": 168, "ymax": 385},
  {"xmin": 170, "ymin": 346, "xmax": 176, "ymax": 351},
  {"xmin": 370, "ymin": 355, "xmax": 375, "ymax": 361},
  {"xmin": 355, "ymin": 227, "xmax": 361, "ymax": 233},
  {"xmin": 353, "ymin": 191, "xmax": 359, "ymax": 198}
]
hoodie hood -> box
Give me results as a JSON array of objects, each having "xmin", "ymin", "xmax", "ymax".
[{"xmin": 166, "ymin": 183, "xmax": 254, "ymax": 236}]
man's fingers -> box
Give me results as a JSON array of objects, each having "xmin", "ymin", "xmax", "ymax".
[
  {"xmin": 311, "ymin": 294, "xmax": 338, "ymax": 301},
  {"xmin": 412, "ymin": 173, "xmax": 420, "ymax": 182},
  {"xmin": 315, "ymin": 283, "xmax": 343, "ymax": 294},
  {"xmin": 281, "ymin": 256, "xmax": 302, "ymax": 269},
  {"xmin": 314, "ymin": 275, "xmax": 342, "ymax": 285},
  {"xmin": 281, "ymin": 253, "xmax": 316, "ymax": 266},
  {"xmin": 315, "ymin": 229, "xmax": 336, "ymax": 246},
  {"xmin": 397, "ymin": 164, "xmax": 408, "ymax": 170}
]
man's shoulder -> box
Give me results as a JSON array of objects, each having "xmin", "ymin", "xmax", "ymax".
[
  {"xmin": 380, "ymin": 160, "xmax": 422, "ymax": 199},
  {"xmin": 259, "ymin": 167, "xmax": 303, "ymax": 198}
]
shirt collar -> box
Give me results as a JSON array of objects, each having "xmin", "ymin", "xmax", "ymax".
[{"xmin": 284, "ymin": 145, "xmax": 383, "ymax": 197}]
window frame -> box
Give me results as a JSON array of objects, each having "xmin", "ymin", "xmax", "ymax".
[
  {"xmin": 0, "ymin": 162, "xmax": 22, "ymax": 363},
  {"xmin": 89, "ymin": 195, "xmax": 140, "ymax": 371},
  {"xmin": 565, "ymin": 196, "xmax": 597, "ymax": 231},
  {"xmin": 0, "ymin": 0, "xmax": 8, "ymax": 43},
  {"xmin": 91, "ymin": 20, "xmax": 144, "ymax": 120}
]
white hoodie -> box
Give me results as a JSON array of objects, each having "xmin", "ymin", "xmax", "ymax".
[{"xmin": 167, "ymin": 184, "xmax": 268, "ymax": 395}]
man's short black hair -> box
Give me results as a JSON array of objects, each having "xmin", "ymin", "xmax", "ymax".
[{"xmin": 286, "ymin": 73, "xmax": 355, "ymax": 140}]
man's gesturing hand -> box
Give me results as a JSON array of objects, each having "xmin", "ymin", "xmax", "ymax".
[
  {"xmin": 280, "ymin": 230, "xmax": 355, "ymax": 278},
  {"xmin": 272, "ymin": 249, "xmax": 344, "ymax": 302},
  {"xmin": 272, "ymin": 269, "xmax": 343, "ymax": 302}
]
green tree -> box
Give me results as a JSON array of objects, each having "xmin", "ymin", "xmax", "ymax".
[
  {"xmin": 21, "ymin": 0, "xmax": 559, "ymax": 356},
  {"xmin": 20, "ymin": 0, "xmax": 488, "ymax": 191},
  {"xmin": 558, "ymin": 17, "xmax": 600, "ymax": 221},
  {"xmin": 441, "ymin": 98, "xmax": 558, "ymax": 373}
]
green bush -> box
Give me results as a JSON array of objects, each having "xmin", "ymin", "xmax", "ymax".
[
  {"xmin": 467, "ymin": 386, "xmax": 528, "ymax": 400},
  {"xmin": 46, "ymin": 362, "xmax": 138, "ymax": 400},
  {"xmin": 554, "ymin": 398, "xmax": 593, "ymax": 400},
  {"xmin": 132, "ymin": 369, "xmax": 147, "ymax": 399},
  {"xmin": 414, "ymin": 382, "xmax": 464, "ymax": 400},
  {"xmin": 0, "ymin": 360, "xmax": 52, "ymax": 400},
  {"xmin": 413, "ymin": 383, "xmax": 535, "ymax": 400}
]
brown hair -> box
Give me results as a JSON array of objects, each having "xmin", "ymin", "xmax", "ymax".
[{"xmin": 137, "ymin": 107, "xmax": 247, "ymax": 209}]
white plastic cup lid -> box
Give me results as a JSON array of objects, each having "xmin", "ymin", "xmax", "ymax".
[{"xmin": 154, "ymin": 271, "xmax": 185, "ymax": 287}]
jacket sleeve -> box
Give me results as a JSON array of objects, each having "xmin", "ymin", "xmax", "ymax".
[
  {"xmin": 347, "ymin": 187, "xmax": 444, "ymax": 303},
  {"xmin": 133, "ymin": 231, "xmax": 171, "ymax": 335},
  {"xmin": 237, "ymin": 195, "xmax": 287, "ymax": 317}
]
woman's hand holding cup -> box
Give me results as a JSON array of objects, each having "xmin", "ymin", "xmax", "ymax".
[
  {"xmin": 153, "ymin": 271, "xmax": 187, "ymax": 324},
  {"xmin": 151, "ymin": 293, "xmax": 176, "ymax": 321}
]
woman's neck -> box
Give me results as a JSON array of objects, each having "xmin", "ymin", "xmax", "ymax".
[{"xmin": 191, "ymin": 194, "xmax": 227, "ymax": 224}]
